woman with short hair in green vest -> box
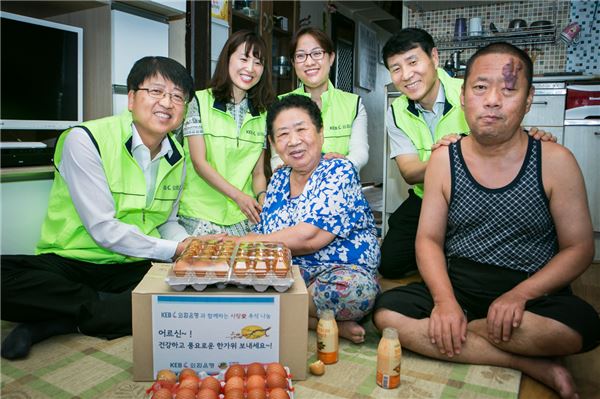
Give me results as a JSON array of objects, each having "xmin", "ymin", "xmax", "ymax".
[
  {"xmin": 271, "ymin": 27, "xmax": 369, "ymax": 173},
  {"xmin": 179, "ymin": 30, "xmax": 275, "ymax": 236}
]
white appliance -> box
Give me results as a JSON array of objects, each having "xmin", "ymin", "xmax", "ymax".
[
  {"xmin": 564, "ymin": 83, "xmax": 600, "ymax": 261},
  {"xmin": 111, "ymin": 10, "xmax": 169, "ymax": 115},
  {"xmin": 382, "ymin": 83, "xmax": 411, "ymax": 237}
]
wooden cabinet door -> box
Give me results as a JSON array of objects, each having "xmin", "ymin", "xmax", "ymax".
[{"xmin": 231, "ymin": 0, "xmax": 298, "ymax": 95}]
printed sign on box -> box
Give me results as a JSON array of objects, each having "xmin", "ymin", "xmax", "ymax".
[
  {"xmin": 152, "ymin": 295, "xmax": 279, "ymax": 375},
  {"xmin": 132, "ymin": 263, "xmax": 308, "ymax": 381}
]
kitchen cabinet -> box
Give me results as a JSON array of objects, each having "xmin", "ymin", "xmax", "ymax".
[
  {"xmin": 522, "ymin": 82, "xmax": 566, "ymax": 145},
  {"xmin": 111, "ymin": 9, "xmax": 169, "ymax": 114},
  {"xmin": 564, "ymin": 123, "xmax": 600, "ymax": 262},
  {"xmin": 564, "ymin": 124, "xmax": 600, "ymax": 232},
  {"xmin": 230, "ymin": 1, "xmax": 298, "ymax": 95}
]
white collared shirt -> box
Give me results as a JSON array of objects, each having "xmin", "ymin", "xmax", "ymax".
[
  {"xmin": 130, "ymin": 124, "xmax": 172, "ymax": 206},
  {"xmin": 388, "ymin": 83, "xmax": 447, "ymax": 158},
  {"xmin": 59, "ymin": 124, "xmax": 189, "ymax": 261}
]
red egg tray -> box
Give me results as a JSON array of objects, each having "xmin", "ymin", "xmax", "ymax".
[{"xmin": 147, "ymin": 363, "xmax": 295, "ymax": 399}]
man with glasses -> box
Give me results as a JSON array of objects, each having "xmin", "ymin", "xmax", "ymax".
[
  {"xmin": 1, "ymin": 57, "xmax": 211, "ymax": 360},
  {"xmin": 272, "ymin": 27, "xmax": 369, "ymax": 173}
]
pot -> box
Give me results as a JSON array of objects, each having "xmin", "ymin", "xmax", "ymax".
[
  {"xmin": 530, "ymin": 20, "xmax": 553, "ymax": 36},
  {"xmin": 508, "ymin": 19, "xmax": 527, "ymax": 31},
  {"xmin": 530, "ymin": 20, "xmax": 552, "ymax": 28}
]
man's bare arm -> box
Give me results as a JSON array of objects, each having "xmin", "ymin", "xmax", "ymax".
[{"xmin": 416, "ymin": 146, "xmax": 467, "ymax": 357}]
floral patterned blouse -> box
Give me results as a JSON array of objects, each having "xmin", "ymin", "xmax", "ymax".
[{"xmin": 253, "ymin": 157, "xmax": 380, "ymax": 273}]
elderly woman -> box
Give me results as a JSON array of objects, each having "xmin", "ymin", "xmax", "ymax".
[{"xmin": 244, "ymin": 95, "xmax": 380, "ymax": 343}]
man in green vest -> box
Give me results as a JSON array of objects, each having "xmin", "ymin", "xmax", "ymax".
[
  {"xmin": 379, "ymin": 28, "xmax": 554, "ymax": 279},
  {"xmin": 1, "ymin": 57, "xmax": 205, "ymax": 360}
]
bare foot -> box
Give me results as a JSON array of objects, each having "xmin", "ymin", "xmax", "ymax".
[
  {"xmin": 515, "ymin": 357, "xmax": 578, "ymax": 399},
  {"xmin": 337, "ymin": 321, "xmax": 365, "ymax": 344}
]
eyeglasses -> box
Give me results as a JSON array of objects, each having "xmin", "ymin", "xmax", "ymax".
[
  {"xmin": 137, "ymin": 87, "xmax": 187, "ymax": 105},
  {"xmin": 293, "ymin": 49, "xmax": 326, "ymax": 63}
]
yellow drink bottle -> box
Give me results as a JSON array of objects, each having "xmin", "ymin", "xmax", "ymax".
[
  {"xmin": 316, "ymin": 309, "xmax": 338, "ymax": 364},
  {"xmin": 376, "ymin": 327, "xmax": 401, "ymax": 388}
]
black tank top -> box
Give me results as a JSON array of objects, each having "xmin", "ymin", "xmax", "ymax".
[{"xmin": 445, "ymin": 136, "xmax": 557, "ymax": 273}]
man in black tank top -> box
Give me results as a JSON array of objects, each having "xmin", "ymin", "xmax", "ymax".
[{"xmin": 373, "ymin": 43, "xmax": 599, "ymax": 399}]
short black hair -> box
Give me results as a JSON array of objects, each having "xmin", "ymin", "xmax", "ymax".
[
  {"xmin": 127, "ymin": 56, "xmax": 194, "ymax": 102},
  {"xmin": 266, "ymin": 95, "xmax": 323, "ymax": 139},
  {"xmin": 464, "ymin": 42, "xmax": 533, "ymax": 90},
  {"xmin": 382, "ymin": 28, "xmax": 435, "ymax": 69}
]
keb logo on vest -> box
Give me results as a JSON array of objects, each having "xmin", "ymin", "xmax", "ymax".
[
  {"xmin": 329, "ymin": 124, "xmax": 352, "ymax": 131},
  {"xmin": 244, "ymin": 129, "xmax": 264, "ymax": 136}
]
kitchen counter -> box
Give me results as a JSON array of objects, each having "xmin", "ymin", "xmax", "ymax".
[
  {"xmin": 0, "ymin": 165, "xmax": 54, "ymax": 183},
  {"xmin": 533, "ymin": 73, "xmax": 599, "ymax": 83}
]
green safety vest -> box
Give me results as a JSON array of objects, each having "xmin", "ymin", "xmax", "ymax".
[
  {"xmin": 284, "ymin": 80, "xmax": 359, "ymax": 155},
  {"xmin": 390, "ymin": 69, "xmax": 470, "ymax": 198},
  {"xmin": 36, "ymin": 110, "xmax": 185, "ymax": 263},
  {"xmin": 178, "ymin": 89, "xmax": 266, "ymax": 225}
]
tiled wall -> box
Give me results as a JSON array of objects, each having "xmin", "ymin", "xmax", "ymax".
[
  {"xmin": 566, "ymin": 1, "xmax": 600, "ymax": 74},
  {"xmin": 406, "ymin": 0, "xmax": 570, "ymax": 75}
]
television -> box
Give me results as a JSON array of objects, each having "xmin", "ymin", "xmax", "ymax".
[{"xmin": 0, "ymin": 11, "xmax": 83, "ymax": 130}]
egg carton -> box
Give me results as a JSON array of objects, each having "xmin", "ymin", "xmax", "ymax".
[
  {"xmin": 228, "ymin": 269, "xmax": 295, "ymax": 293},
  {"xmin": 148, "ymin": 365, "xmax": 295, "ymax": 399},
  {"xmin": 215, "ymin": 364, "xmax": 295, "ymax": 399},
  {"xmin": 165, "ymin": 268, "xmax": 231, "ymax": 292},
  {"xmin": 166, "ymin": 240, "xmax": 294, "ymax": 292}
]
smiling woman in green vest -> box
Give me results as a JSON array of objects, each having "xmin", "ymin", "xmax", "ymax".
[
  {"xmin": 271, "ymin": 27, "xmax": 369, "ymax": 173},
  {"xmin": 178, "ymin": 30, "xmax": 275, "ymax": 236}
]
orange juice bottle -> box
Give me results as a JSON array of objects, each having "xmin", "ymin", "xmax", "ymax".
[
  {"xmin": 316, "ymin": 309, "xmax": 338, "ymax": 364},
  {"xmin": 376, "ymin": 327, "xmax": 401, "ymax": 389}
]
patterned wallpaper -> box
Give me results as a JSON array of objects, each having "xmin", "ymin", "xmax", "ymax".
[
  {"xmin": 566, "ymin": 1, "xmax": 600, "ymax": 74},
  {"xmin": 406, "ymin": 0, "xmax": 570, "ymax": 75}
]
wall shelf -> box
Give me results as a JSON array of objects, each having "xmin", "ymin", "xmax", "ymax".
[{"xmin": 436, "ymin": 26, "xmax": 557, "ymax": 51}]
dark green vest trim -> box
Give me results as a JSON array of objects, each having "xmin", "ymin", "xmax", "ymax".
[{"xmin": 211, "ymin": 98, "xmax": 260, "ymax": 117}]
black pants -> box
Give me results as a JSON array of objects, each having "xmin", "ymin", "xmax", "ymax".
[
  {"xmin": 1, "ymin": 254, "xmax": 152, "ymax": 339},
  {"xmin": 374, "ymin": 257, "xmax": 600, "ymax": 353},
  {"xmin": 379, "ymin": 190, "xmax": 422, "ymax": 278}
]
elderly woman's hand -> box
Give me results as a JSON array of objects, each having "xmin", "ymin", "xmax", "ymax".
[{"xmin": 234, "ymin": 192, "xmax": 262, "ymax": 224}]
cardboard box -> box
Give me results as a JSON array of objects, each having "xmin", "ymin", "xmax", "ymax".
[{"xmin": 132, "ymin": 263, "xmax": 308, "ymax": 381}]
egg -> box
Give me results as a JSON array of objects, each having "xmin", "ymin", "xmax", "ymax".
[
  {"xmin": 247, "ymin": 388, "xmax": 267, "ymax": 399},
  {"xmin": 224, "ymin": 376, "xmax": 245, "ymax": 393},
  {"xmin": 247, "ymin": 362, "xmax": 266, "ymax": 377},
  {"xmin": 178, "ymin": 376, "xmax": 199, "ymax": 393},
  {"xmin": 309, "ymin": 360, "xmax": 325, "ymax": 376},
  {"xmin": 246, "ymin": 374, "xmax": 266, "ymax": 391},
  {"xmin": 152, "ymin": 388, "xmax": 174, "ymax": 399},
  {"xmin": 174, "ymin": 388, "xmax": 196, "ymax": 399},
  {"xmin": 223, "ymin": 389, "xmax": 245, "ymax": 399},
  {"xmin": 265, "ymin": 363, "xmax": 286, "ymax": 378},
  {"xmin": 225, "ymin": 364, "xmax": 246, "ymax": 380},
  {"xmin": 266, "ymin": 373, "xmax": 287, "ymax": 390},
  {"xmin": 199, "ymin": 376, "xmax": 221, "ymax": 394},
  {"xmin": 268, "ymin": 388, "xmax": 289, "ymax": 399},
  {"xmin": 157, "ymin": 369, "xmax": 178, "ymax": 386},
  {"xmin": 179, "ymin": 368, "xmax": 197, "ymax": 381},
  {"xmin": 196, "ymin": 389, "xmax": 218, "ymax": 399}
]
